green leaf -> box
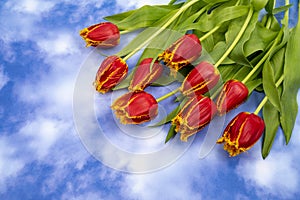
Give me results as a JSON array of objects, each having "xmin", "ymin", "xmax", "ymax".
[
  {"xmin": 244, "ymin": 20, "xmax": 278, "ymax": 58},
  {"xmin": 153, "ymin": 97, "xmax": 189, "ymax": 127},
  {"xmin": 271, "ymin": 47, "xmax": 285, "ymax": 81},
  {"xmin": 232, "ymin": 66, "xmax": 252, "ymax": 80},
  {"xmin": 218, "ymin": 64, "xmax": 242, "ymax": 81},
  {"xmin": 228, "ymin": 11, "xmax": 260, "ymax": 66},
  {"xmin": 116, "ymin": 9, "xmax": 179, "ymax": 57},
  {"xmin": 262, "ymin": 100, "xmax": 280, "ymax": 159},
  {"xmin": 104, "ymin": 4, "xmax": 183, "ymax": 31},
  {"xmin": 280, "ymin": 22, "xmax": 300, "ymax": 144},
  {"xmin": 262, "ymin": 61, "xmax": 281, "ymax": 111},
  {"xmin": 202, "ymin": 0, "xmax": 230, "ymax": 4},
  {"xmin": 186, "ymin": 5, "xmax": 249, "ymax": 32},
  {"xmin": 265, "ymin": 0, "xmax": 274, "ymax": 13},
  {"xmin": 245, "ymin": 78, "xmax": 262, "ymax": 94},
  {"xmin": 165, "ymin": 124, "xmax": 177, "ymax": 143},
  {"xmin": 104, "ymin": 10, "xmax": 136, "ymax": 24},
  {"xmin": 272, "ymin": 4, "xmax": 293, "ymax": 15},
  {"xmin": 151, "ymin": 75, "xmax": 177, "ymax": 87},
  {"xmin": 169, "ymin": 0, "xmax": 179, "ymax": 5}
]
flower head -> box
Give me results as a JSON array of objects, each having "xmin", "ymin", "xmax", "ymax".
[
  {"xmin": 129, "ymin": 58, "xmax": 163, "ymax": 91},
  {"xmin": 181, "ymin": 61, "xmax": 220, "ymax": 97},
  {"xmin": 172, "ymin": 95, "xmax": 217, "ymax": 142},
  {"xmin": 217, "ymin": 112, "xmax": 265, "ymax": 156},
  {"xmin": 80, "ymin": 22, "xmax": 120, "ymax": 48},
  {"xmin": 94, "ymin": 55, "xmax": 128, "ymax": 93},
  {"xmin": 216, "ymin": 80, "xmax": 249, "ymax": 115},
  {"xmin": 158, "ymin": 34, "xmax": 202, "ymax": 76},
  {"xmin": 111, "ymin": 91, "xmax": 158, "ymax": 124}
]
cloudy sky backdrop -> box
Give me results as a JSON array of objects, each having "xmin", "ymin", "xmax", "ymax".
[{"xmin": 0, "ymin": 0, "xmax": 299, "ymax": 199}]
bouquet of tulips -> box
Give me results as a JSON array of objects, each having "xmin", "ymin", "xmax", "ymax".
[{"xmin": 79, "ymin": 0, "xmax": 300, "ymax": 158}]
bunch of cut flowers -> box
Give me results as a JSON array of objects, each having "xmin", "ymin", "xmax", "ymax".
[{"xmin": 79, "ymin": 0, "xmax": 300, "ymax": 158}]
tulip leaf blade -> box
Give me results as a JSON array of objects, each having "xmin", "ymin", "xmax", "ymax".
[
  {"xmin": 262, "ymin": 100, "xmax": 280, "ymax": 159},
  {"xmin": 104, "ymin": 4, "xmax": 183, "ymax": 31},
  {"xmin": 280, "ymin": 22, "xmax": 300, "ymax": 144},
  {"xmin": 244, "ymin": 17, "xmax": 279, "ymax": 58},
  {"xmin": 152, "ymin": 98, "xmax": 188, "ymax": 127},
  {"xmin": 116, "ymin": 9, "xmax": 179, "ymax": 57},
  {"xmin": 227, "ymin": 11, "xmax": 260, "ymax": 66},
  {"xmin": 262, "ymin": 61, "xmax": 281, "ymax": 111},
  {"xmin": 186, "ymin": 5, "xmax": 249, "ymax": 32},
  {"xmin": 165, "ymin": 124, "xmax": 177, "ymax": 143},
  {"xmin": 265, "ymin": 0, "xmax": 275, "ymax": 13},
  {"xmin": 245, "ymin": 78, "xmax": 262, "ymax": 94},
  {"xmin": 151, "ymin": 75, "xmax": 177, "ymax": 87}
]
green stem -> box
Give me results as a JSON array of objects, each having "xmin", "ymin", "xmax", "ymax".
[
  {"xmin": 119, "ymin": 30, "xmax": 131, "ymax": 35},
  {"xmin": 241, "ymin": 29, "xmax": 283, "ymax": 84},
  {"xmin": 282, "ymin": 0, "xmax": 290, "ymax": 25},
  {"xmin": 122, "ymin": 0, "xmax": 199, "ymax": 61},
  {"xmin": 266, "ymin": 16, "xmax": 272, "ymax": 29},
  {"xmin": 214, "ymin": 6, "xmax": 254, "ymax": 68},
  {"xmin": 157, "ymin": 87, "xmax": 181, "ymax": 102},
  {"xmin": 199, "ymin": 25, "xmax": 220, "ymax": 41},
  {"xmin": 254, "ymin": 75, "xmax": 284, "ymax": 115}
]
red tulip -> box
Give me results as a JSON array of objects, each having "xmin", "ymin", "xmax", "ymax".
[
  {"xmin": 111, "ymin": 91, "xmax": 158, "ymax": 124},
  {"xmin": 181, "ymin": 61, "xmax": 220, "ymax": 97},
  {"xmin": 94, "ymin": 55, "xmax": 128, "ymax": 93},
  {"xmin": 217, "ymin": 112, "xmax": 265, "ymax": 157},
  {"xmin": 158, "ymin": 34, "xmax": 202, "ymax": 76},
  {"xmin": 216, "ymin": 80, "xmax": 249, "ymax": 115},
  {"xmin": 172, "ymin": 95, "xmax": 217, "ymax": 142},
  {"xmin": 79, "ymin": 22, "xmax": 120, "ymax": 48},
  {"xmin": 128, "ymin": 58, "xmax": 163, "ymax": 91}
]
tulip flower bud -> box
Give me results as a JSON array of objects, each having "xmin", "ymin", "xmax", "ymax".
[
  {"xmin": 111, "ymin": 91, "xmax": 158, "ymax": 124},
  {"xmin": 172, "ymin": 95, "xmax": 217, "ymax": 142},
  {"xmin": 94, "ymin": 55, "xmax": 128, "ymax": 93},
  {"xmin": 217, "ymin": 112, "xmax": 265, "ymax": 157},
  {"xmin": 216, "ymin": 80, "xmax": 249, "ymax": 115},
  {"xmin": 79, "ymin": 22, "xmax": 120, "ymax": 48},
  {"xmin": 181, "ymin": 61, "xmax": 220, "ymax": 97},
  {"xmin": 158, "ymin": 34, "xmax": 202, "ymax": 76},
  {"xmin": 128, "ymin": 58, "xmax": 163, "ymax": 91}
]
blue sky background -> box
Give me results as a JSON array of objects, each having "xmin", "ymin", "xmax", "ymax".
[{"xmin": 0, "ymin": 0, "xmax": 299, "ymax": 199}]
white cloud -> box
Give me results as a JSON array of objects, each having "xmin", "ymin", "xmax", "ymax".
[
  {"xmin": 0, "ymin": 66, "xmax": 9, "ymax": 91},
  {"xmin": 19, "ymin": 117, "xmax": 71, "ymax": 158},
  {"xmin": 5, "ymin": 0, "xmax": 55, "ymax": 15},
  {"xmin": 237, "ymin": 151, "xmax": 299, "ymax": 199},
  {"xmin": 0, "ymin": 138, "xmax": 25, "ymax": 192},
  {"xmin": 37, "ymin": 32, "xmax": 80, "ymax": 57},
  {"xmin": 115, "ymin": 0, "xmax": 172, "ymax": 10}
]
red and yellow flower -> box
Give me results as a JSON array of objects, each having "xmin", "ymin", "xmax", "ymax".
[
  {"xmin": 172, "ymin": 95, "xmax": 217, "ymax": 142},
  {"xmin": 217, "ymin": 112, "xmax": 265, "ymax": 157},
  {"xmin": 79, "ymin": 22, "xmax": 120, "ymax": 48},
  {"xmin": 216, "ymin": 80, "xmax": 249, "ymax": 115},
  {"xmin": 181, "ymin": 61, "xmax": 220, "ymax": 97},
  {"xmin": 111, "ymin": 91, "xmax": 158, "ymax": 124},
  {"xmin": 158, "ymin": 34, "xmax": 202, "ymax": 76},
  {"xmin": 128, "ymin": 58, "xmax": 163, "ymax": 91},
  {"xmin": 94, "ymin": 55, "xmax": 128, "ymax": 93}
]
